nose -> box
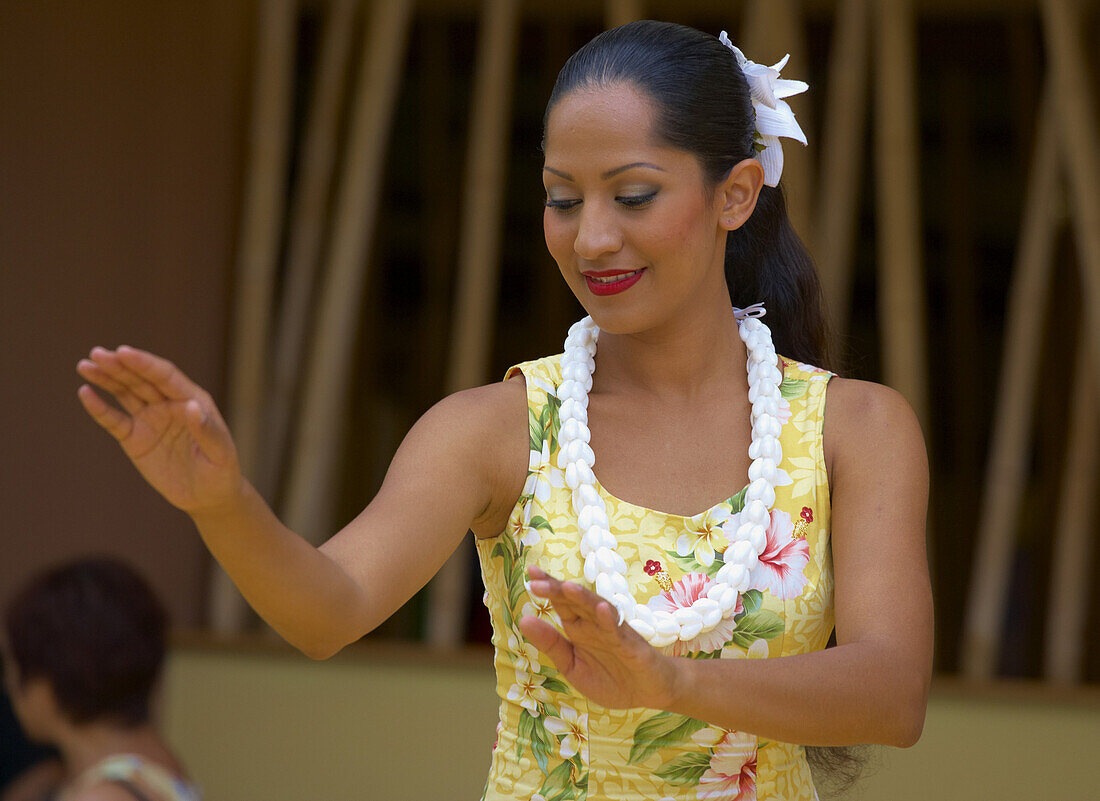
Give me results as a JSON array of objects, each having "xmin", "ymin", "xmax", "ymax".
[{"xmin": 573, "ymin": 202, "xmax": 622, "ymax": 260}]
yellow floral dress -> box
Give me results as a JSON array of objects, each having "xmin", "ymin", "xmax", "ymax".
[{"xmin": 476, "ymin": 354, "xmax": 836, "ymax": 801}]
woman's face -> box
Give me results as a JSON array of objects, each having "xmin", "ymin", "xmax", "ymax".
[{"xmin": 542, "ymin": 83, "xmax": 734, "ymax": 335}]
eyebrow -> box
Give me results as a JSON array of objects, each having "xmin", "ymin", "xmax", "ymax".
[{"xmin": 543, "ymin": 162, "xmax": 666, "ymax": 181}]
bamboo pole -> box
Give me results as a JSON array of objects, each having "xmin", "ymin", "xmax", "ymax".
[
  {"xmin": 1044, "ymin": 339, "xmax": 1098, "ymax": 683},
  {"xmin": 426, "ymin": 0, "xmax": 521, "ymax": 647},
  {"xmin": 281, "ymin": 0, "xmax": 414, "ymax": 544},
  {"xmin": 962, "ymin": 90, "xmax": 1062, "ymax": 679},
  {"xmin": 814, "ymin": 0, "xmax": 869, "ymax": 337},
  {"xmin": 1037, "ymin": 0, "xmax": 1100, "ymax": 683},
  {"xmin": 742, "ymin": 0, "xmax": 813, "ymax": 238},
  {"xmin": 872, "ymin": 0, "xmax": 928, "ymax": 426},
  {"xmin": 1041, "ymin": 0, "xmax": 1100, "ymax": 375},
  {"xmin": 606, "ymin": 0, "xmax": 643, "ymax": 28},
  {"xmin": 416, "ymin": 20, "xmax": 455, "ymax": 402},
  {"xmin": 258, "ymin": 0, "xmax": 358, "ymax": 503},
  {"xmin": 210, "ymin": 0, "xmax": 297, "ymax": 633}
]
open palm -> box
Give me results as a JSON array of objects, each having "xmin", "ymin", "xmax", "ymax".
[
  {"xmin": 76, "ymin": 346, "xmax": 242, "ymax": 515},
  {"xmin": 519, "ymin": 565, "xmax": 679, "ymax": 711}
]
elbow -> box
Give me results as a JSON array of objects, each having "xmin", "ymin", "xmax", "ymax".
[
  {"xmin": 883, "ymin": 675, "xmax": 929, "ymax": 748},
  {"xmin": 301, "ymin": 642, "xmax": 343, "ymax": 661},
  {"xmin": 292, "ymin": 627, "xmax": 360, "ymax": 660},
  {"xmin": 889, "ymin": 708, "xmax": 925, "ymax": 749}
]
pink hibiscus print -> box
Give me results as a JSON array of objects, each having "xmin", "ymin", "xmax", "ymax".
[
  {"xmin": 776, "ymin": 395, "xmax": 792, "ymax": 425},
  {"xmin": 747, "ymin": 509, "xmax": 810, "ymax": 600},
  {"xmin": 697, "ymin": 730, "xmax": 757, "ymax": 800},
  {"xmin": 646, "ymin": 573, "xmax": 743, "ymax": 656}
]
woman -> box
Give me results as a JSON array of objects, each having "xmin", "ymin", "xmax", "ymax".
[
  {"xmin": 3, "ymin": 558, "xmax": 201, "ymax": 801},
  {"xmin": 76, "ymin": 21, "xmax": 932, "ymax": 800}
]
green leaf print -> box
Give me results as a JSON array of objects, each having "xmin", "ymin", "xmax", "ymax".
[
  {"xmin": 507, "ymin": 586, "xmax": 523, "ymax": 616},
  {"xmin": 530, "ymin": 405, "xmax": 545, "ymax": 452},
  {"xmin": 741, "ymin": 588, "xmax": 763, "ymax": 614},
  {"xmin": 693, "ymin": 649, "xmax": 724, "ymax": 659},
  {"xmin": 628, "ymin": 712, "xmax": 708, "ymax": 765},
  {"xmin": 538, "ymin": 759, "xmax": 575, "ymax": 801},
  {"xmin": 507, "ymin": 563, "xmax": 528, "ymax": 612},
  {"xmin": 492, "ymin": 536, "xmax": 520, "ymax": 577},
  {"xmin": 654, "ymin": 752, "xmax": 711, "ymax": 786},
  {"xmin": 547, "ymin": 393, "xmax": 562, "ymax": 453},
  {"xmin": 779, "ymin": 378, "xmax": 809, "ymax": 400},
  {"xmin": 729, "ymin": 609, "xmax": 785, "ymax": 649},
  {"xmin": 664, "ymin": 550, "xmax": 724, "ymax": 579},
  {"xmin": 540, "ymin": 675, "xmax": 570, "ymax": 695},
  {"xmin": 530, "ymin": 714, "xmax": 554, "ymax": 775},
  {"xmin": 517, "ymin": 708, "xmax": 535, "ymax": 760},
  {"xmin": 529, "ymin": 515, "xmax": 555, "ymax": 533},
  {"xmin": 728, "ymin": 486, "xmax": 747, "ymax": 514}
]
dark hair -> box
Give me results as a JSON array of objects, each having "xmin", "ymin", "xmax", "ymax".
[
  {"xmin": 545, "ymin": 20, "xmax": 859, "ymax": 793},
  {"xmin": 4, "ymin": 557, "xmax": 167, "ymax": 727},
  {"xmin": 545, "ymin": 19, "xmax": 834, "ymax": 371}
]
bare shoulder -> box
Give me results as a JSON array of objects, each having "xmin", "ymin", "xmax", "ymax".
[
  {"xmin": 823, "ymin": 377, "xmax": 928, "ymax": 484},
  {"xmin": 411, "ymin": 375, "xmax": 529, "ymax": 536},
  {"xmin": 416, "ymin": 374, "xmax": 527, "ymax": 449}
]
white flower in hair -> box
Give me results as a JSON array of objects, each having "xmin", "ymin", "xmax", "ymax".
[{"xmin": 718, "ymin": 31, "xmax": 809, "ymax": 187}]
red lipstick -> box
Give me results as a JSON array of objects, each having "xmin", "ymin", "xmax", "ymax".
[{"xmin": 583, "ymin": 268, "xmax": 645, "ymax": 296}]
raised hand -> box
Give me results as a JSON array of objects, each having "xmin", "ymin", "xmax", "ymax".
[
  {"xmin": 519, "ymin": 565, "xmax": 681, "ymax": 711},
  {"xmin": 76, "ymin": 346, "xmax": 242, "ymax": 516}
]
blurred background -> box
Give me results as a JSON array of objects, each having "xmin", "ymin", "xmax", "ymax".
[{"xmin": 2, "ymin": 0, "xmax": 1098, "ymax": 799}]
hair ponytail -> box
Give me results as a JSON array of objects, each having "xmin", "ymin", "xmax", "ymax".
[{"xmin": 726, "ymin": 183, "xmax": 835, "ymax": 371}]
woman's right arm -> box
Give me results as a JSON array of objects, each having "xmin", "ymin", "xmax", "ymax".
[{"xmin": 77, "ymin": 346, "xmax": 527, "ymax": 659}]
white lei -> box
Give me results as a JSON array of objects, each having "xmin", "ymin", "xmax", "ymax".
[{"xmin": 555, "ymin": 305, "xmax": 784, "ymax": 648}]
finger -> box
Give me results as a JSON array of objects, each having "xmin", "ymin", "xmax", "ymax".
[
  {"xmin": 115, "ymin": 346, "xmax": 209, "ymax": 403},
  {"xmin": 526, "ymin": 567, "xmax": 609, "ymax": 629},
  {"xmin": 88, "ymin": 347, "xmax": 168, "ymax": 405},
  {"xmin": 77, "ymin": 384, "xmax": 133, "ymax": 442},
  {"xmin": 518, "ymin": 615, "xmax": 575, "ymax": 675},
  {"xmin": 182, "ymin": 399, "xmax": 233, "ymax": 466},
  {"xmin": 76, "ymin": 359, "xmax": 145, "ymax": 415},
  {"xmin": 557, "ymin": 580, "xmax": 608, "ymax": 626},
  {"xmin": 592, "ymin": 597, "xmax": 624, "ymax": 634}
]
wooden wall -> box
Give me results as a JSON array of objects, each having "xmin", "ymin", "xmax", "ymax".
[{"xmin": 0, "ymin": 1, "xmax": 252, "ymax": 624}]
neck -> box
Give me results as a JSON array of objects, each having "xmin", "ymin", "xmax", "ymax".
[
  {"xmin": 53, "ymin": 719, "xmax": 171, "ymax": 779},
  {"xmin": 591, "ymin": 295, "xmax": 747, "ymax": 402}
]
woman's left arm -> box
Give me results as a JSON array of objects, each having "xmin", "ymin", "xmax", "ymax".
[{"xmin": 521, "ymin": 379, "xmax": 933, "ymax": 748}]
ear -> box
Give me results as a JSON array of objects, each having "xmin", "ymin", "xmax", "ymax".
[{"xmin": 716, "ymin": 158, "xmax": 765, "ymax": 232}]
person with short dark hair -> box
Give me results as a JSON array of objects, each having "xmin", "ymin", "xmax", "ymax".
[{"xmin": 3, "ymin": 558, "xmax": 200, "ymax": 801}]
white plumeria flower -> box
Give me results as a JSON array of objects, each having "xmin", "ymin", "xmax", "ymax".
[
  {"xmin": 508, "ymin": 501, "xmax": 542, "ymax": 549},
  {"xmin": 507, "ymin": 627, "xmax": 542, "ymax": 675},
  {"xmin": 528, "ymin": 375, "xmax": 559, "ymax": 398},
  {"xmin": 522, "ymin": 592, "xmax": 559, "ymax": 627},
  {"xmin": 524, "ymin": 439, "xmax": 565, "ymax": 505},
  {"xmin": 692, "ymin": 724, "xmax": 730, "ymax": 749},
  {"xmin": 718, "ymin": 31, "xmax": 809, "ymax": 187},
  {"xmin": 544, "ymin": 703, "xmax": 589, "ymax": 761},
  {"xmin": 677, "ymin": 506, "xmax": 735, "ymax": 567},
  {"xmin": 723, "ymin": 637, "xmax": 770, "ymax": 660},
  {"xmin": 506, "ymin": 670, "xmax": 551, "ymax": 716}
]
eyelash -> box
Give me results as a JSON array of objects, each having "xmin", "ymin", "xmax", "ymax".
[{"xmin": 544, "ymin": 191, "xmax": 658, "ymax": 213}]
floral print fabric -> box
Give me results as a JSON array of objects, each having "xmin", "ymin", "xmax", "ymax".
[{"xmin": 475, "ymin": 355, "xmax": 835, "ymax": 801}]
